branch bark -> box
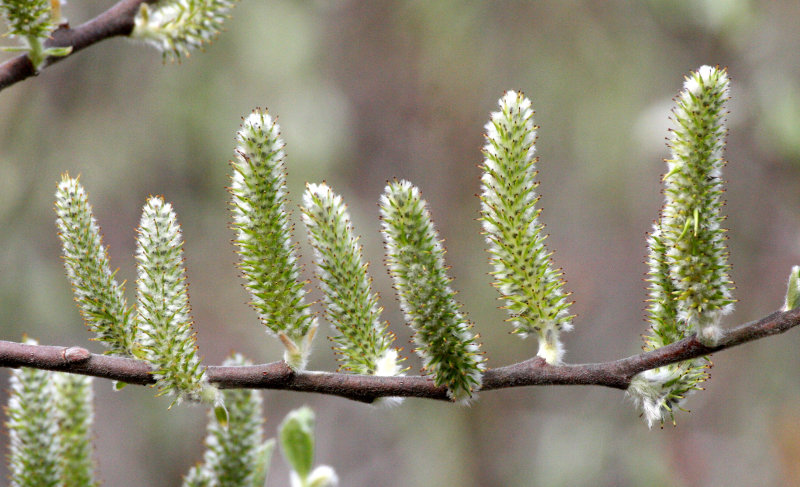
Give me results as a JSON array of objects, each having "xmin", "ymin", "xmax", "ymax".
[
  {"xmin": 0, "ymin": 0, "xmax": 156, "ymax": 92},
  {"xmin": 1, "ymin": 307, "xmax": 797, "ymax": 403}
]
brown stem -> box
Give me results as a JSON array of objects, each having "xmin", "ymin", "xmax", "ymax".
[
  {"xmin": 0, "ymin": 0, "xmax": 157, "ymax": 92},
  {"xmin": 1, "ymin": 307, "xmax": 797, "ymax": 403}
]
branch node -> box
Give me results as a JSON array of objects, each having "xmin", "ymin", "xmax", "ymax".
[
  {"xmin": 63, "ymin": 347, "xmax": 91, "ymax": 364},
  {"xmin": 528, "ymin": 356, "xmax": 549, "ymax": 368}
]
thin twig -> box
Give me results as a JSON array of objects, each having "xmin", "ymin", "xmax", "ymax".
[
  {"xmin": 1, "ymin": 307, "xmax": 797, "ymax": 403},
  {"xmin": 0, "ymin": 0, "xmax": 156, "ymax": 92}
]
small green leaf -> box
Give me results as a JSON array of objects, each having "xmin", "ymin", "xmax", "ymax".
[
  {"xmin": 279, "ymin": 406, "xmax": 315, "ymax": 479},
  {"xmin": 214, "ymin": 404, "xmax": 229, "ymax": 428},
  {"xmin": 42, "ymin": 45, "xmax": 72, "ymax": 57},
  {"xmin": 783, "ymin": 265, "xmax": 800, "ymax": 311}
]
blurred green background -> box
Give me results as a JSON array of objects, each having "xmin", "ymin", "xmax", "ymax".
[{"xmin": 2, "ymin": 1, "xmax": 800, "ymax": 485}]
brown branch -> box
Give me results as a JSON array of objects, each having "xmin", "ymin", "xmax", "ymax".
[
  {"xmin": 0, "ymin": 0, "xmax": 157, "ymax": 92},
  {"xmin": 1, "ymin": 307, "xmax": 798, "ymax": 403}
]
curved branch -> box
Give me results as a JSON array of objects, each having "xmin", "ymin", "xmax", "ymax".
[
  {"xmin": 0, "ymin": 0, "xmax": 156, "ymax": 92},
  {"xmin": 1, "ymin": 307, "xmax": 797, "ymax": 403}
]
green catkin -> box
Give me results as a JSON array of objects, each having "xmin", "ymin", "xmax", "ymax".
[
  {"xmin": 0, "ymin": 0, "xmax": 71, "ymax": 69},
  {"xmin": 135, "ymin": 196, "xmax": 217, "ymax": 406},
  {"xmin": 630, "ymin": 226, "xmax": 710, "ymax": 427},
  {"xmin": 302, "ymin": 182, "xmax": 401, "ymax": 377},
  {"xmin": 6, "ymin": 350, "xmax": 61, "ymax": 487},
  {"xmin": 480, "ymin": 91, "xmax": 573, "ymax": 364},
  {"xmin": 183, "ymin": 354, "xmax": 274, "ymax": 487},
  {"xmin": 53, "ymin": 372, "xmax": 98, "ymax": 486},
  {"xmin": 55, "ymin": 175, "xmax": 135, "ymax": 356},
  {"xmin": 230, "ymin": 109, "xmax": 317, "ymax": 370},
  {"xmin": 660, "ymin": 65, "xmax": 734, "ymax": 345},
  {"xmin": 380, "ymin": 180, "xmax": 484, "ymax": 402},
  {"xmin": 629, "ymin": 65, "xmax": 733, "ymax": 427},
  {"xmin": 132, "ymin": 0, "xmax": 238, "ymax": 61}
]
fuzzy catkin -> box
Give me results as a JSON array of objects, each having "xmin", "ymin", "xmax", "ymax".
[
  {"xmin": 381, "ymin": 180, "xmax": 484, "ymax": 402},
  {"xmin": 230, "ymin": 109, "xmax": 317, "ymax": 370},
  {"xmin": 302, "ymin": 182, "xmax": 401, "ymax": 376},
  {"xmin": 133, "ymin": 0, "xmax": 238, "ymax": 61},
  {"xmin": 480, "ymin": 91, "xmax": 573, "ymax": 364},
  {"xmin": 136, "ymin": 196, "xmax": 216, "ymax": 406},
  {"xmin": 630, "ymin": 65, "xmax": 733, "ymax": 427},
  {"xmin": 660, "ymin": 65, "xmax": 734, "ymax": 344},
  {"xmin": 184, "ymin": 354, "xmax": 273, "ymax": 487},
  {"xmin": 55, "ymin": 175, "xmax": 134, "ymax": 356}
]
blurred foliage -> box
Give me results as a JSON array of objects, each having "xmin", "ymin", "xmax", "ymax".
[{"xmin": 1, "ymin": 1, "xmax": 800, "ymax": 486}]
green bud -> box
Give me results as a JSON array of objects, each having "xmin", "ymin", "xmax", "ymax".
[
  {"xmin": 783, "ymin": 265, "xmax": 800, "ymax": 311},
  {"xmin": 279, "ymin": 406, "xmax": 315, "ymax": 479}
]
